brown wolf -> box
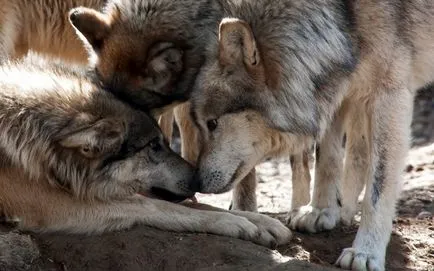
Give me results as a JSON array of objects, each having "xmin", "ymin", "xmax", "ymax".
[
  {"xmin": 0, "ymin": 56, "xmax": 292, "ymax": 247},
  {"xmin": 186, "ymin": 1, "xmax": 434, "ymax": 270}
]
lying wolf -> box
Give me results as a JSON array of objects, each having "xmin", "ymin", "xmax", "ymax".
[
  {"xmin": 0, "ymin": 56, "xmax": 291, "ymax": 248},
  {"xmin": 187, "ymin": 1, "xmax": 434, "ymax": 270}
]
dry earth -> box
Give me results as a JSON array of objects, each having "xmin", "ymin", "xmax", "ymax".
[{"xmin": 0, "ymin": 88, "xmax": 432, "ymax": 271}]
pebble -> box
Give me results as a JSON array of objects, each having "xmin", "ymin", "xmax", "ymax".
[{"xmin": 417, "ymin": 211, "xmax": 432, "ymax": 220}]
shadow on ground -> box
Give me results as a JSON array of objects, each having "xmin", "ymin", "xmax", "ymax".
[
  {"xmin": 265, "ymin": 185, "xmax": 434, "ymax": 271},
  {"xmin": 0, "ymin": 225, "xmax": 338, "ymax": 271}
]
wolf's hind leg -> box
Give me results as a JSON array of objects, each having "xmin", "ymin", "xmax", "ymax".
[
  {"xmin": 290, "ymin": 150, "xmax": 312, "ymax": 209},
  {"xmin": 0, "ymin": 8, "xmax": 22, "ymax": 62},
  {"xmin": 230, "ymin": 169, "xmax": 258, "ymax": 212},
  {"xmin": 340, "ymin": 105, "xmax": 369, "ymax": 225}
]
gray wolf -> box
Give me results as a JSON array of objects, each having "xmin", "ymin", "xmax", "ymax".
[
  {"xmin": 0, "ymin": 56, "xmax": 292, "ymax": 248},
  {"xmin": 187, "ymin": 0, "xmax": 434, "ymax": 270},
  {"xmin": 67, "ymin": 0, "xmax": 312, "ymax": 212}
]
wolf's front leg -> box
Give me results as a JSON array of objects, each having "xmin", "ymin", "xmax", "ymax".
[
  {"xmin": 286, "ymin": 109, "xmax": 345, "ymax": 232},
  {"xmin": 182, "ymin": 201, "xmax": 292, "ymax": 248},
  {"xmin": 20, "ymin": 191, "xmax": 290, "ymax": 248},
  {"xmin": 336, "ymin": 89, "xmax": 413, "ymax": 271},
  {"xmin": 229, "ymin": 169, "xmax": 258, "ymax": 212}
]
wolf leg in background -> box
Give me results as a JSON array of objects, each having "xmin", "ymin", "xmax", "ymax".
[
  {"xmin": 174, "ymin": 103, "xmax": 201, "ymax": 165},
  {"xmin": 0, "ymin": 2, "xmax": 20, "ymax": 61},
  {"xmin": 0, "ymin": 0, "xmax": 106, "ymax": 64},
  {"xmin": 229, "ymin": 170, "xmax": 258, "ymax": 212},
  {"xmin": 340, "ymin": 102, "xmax": 369, "ymax": 225},
  {"xmin": 290, "ymin": 150, "xmax": 312, "ymax": 209},
  {"xmin": 159, "ymin": 110, "xmax": 175, "ymax": 143},
  {"xmin": 287, "ymin": 108, "xmax": 345, "ymax": 232}
]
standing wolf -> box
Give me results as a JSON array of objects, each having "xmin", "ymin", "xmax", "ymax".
[
  {"xmin": 0, "ymin": 56, "xmax": 292, "ymax": 248},
  {"xmin": 185, "ymin": 1, "xmax": 434, "ymax": 270}
]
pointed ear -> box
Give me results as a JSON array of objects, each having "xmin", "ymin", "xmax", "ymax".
[
  {"xmin": 69, "ymin": 7, "xmax": 111, "ymax": 50},
  {"xmin": 57, "ymin": 114, "xmax": 125, "ymax": 159},
  {"xmin": 218, "ymin": 18, "xmax": 260, "ymax": 67},
  {"xmin": 142, "ymin": 42, "xmax": 184, "ymax": 94}
]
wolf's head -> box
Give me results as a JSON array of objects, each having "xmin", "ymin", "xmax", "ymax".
[
  {"xmin": 52, "ymin": 106, "xmax": 196, "ymax": 202},
  {"xmin": 67, "ymin": 1, "xmax": 212, "ymax": 115},
  {"xmin": 190, "ymin": 12, "xmax": 355, "ymax": 193}
]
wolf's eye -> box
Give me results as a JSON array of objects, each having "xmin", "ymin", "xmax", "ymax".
[
  {"xmin": 149, "ymin": 138, "xmax": 162, "ymax": 152},
  {"xmin": 206, "ymin": 119, "xmax": 218, "ymax": 132}
]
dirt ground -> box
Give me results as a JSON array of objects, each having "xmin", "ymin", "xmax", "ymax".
[{"xmin": 0, "ymin": 88, "xmax": 432, "ymax": 271}]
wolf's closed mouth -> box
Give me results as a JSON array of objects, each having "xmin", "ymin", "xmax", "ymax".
[{"xmin": 150, "ymin": 187, "xmax": 193, "ymax": 203}]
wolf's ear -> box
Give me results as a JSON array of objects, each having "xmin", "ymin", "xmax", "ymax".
[
  {"xmin": 57, "ymin": 114, "xmax": 125, "ymax": 159},
  {"xmin": 69, "ymin": 7, "xmax": 111, "ymax": 50},
  {"xmin": 142, "ymin": 42, "xmax": 184, "ymax": 94},
  {"xmin": 218, "ymin": 18, "xmax": 260, "ymax": 67}
]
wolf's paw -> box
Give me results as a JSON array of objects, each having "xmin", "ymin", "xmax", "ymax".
[
  {"xmin": 335, "ymin": 247, "xmax": 385, "ymax": 271},
  {"xmin": 211, "ymin": 213, "xmax": 259, "ymax": 241},
  {"xmin": 232, "ymin": 211, "xmax": 292, "ymax": 248},
  {"xmin": 285, "ymin": 205, "xmax": 339, "ymax": 232}
]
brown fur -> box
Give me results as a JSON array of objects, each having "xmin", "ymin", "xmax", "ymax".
[{"xmin": 0, "ymin": 0, "xmax": 107, "ymax": 64}]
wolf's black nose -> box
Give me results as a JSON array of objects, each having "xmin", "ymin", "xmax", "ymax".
[{"xmin": 189, "ymin": 171, "xmax": 202, "ymax": 192}]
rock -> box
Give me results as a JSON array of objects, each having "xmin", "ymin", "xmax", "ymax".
[
  {"xmin": 417, "ymin": 211, "xmax": 432, "ymax": 220},
  {"xmin": 405, "ymin": 164, "xmax": 414, "ymax": 173}
]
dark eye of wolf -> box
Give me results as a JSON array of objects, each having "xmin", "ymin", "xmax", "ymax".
[
  {"xmin": 206, "ymin": 119, "xmax": 218, "ymax": 132},
  {"xmin": 149, "ymin": 138, "xmax": 162, "ymax": 152}
]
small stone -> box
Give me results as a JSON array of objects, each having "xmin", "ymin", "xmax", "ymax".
[
  {"xmin": 405, "ymin": 164, "xmax": 414, "ymax": 172},
  {"xmin": 415, "ymin": 166, "xmax": 425, "ymax": 172},
  {"xmin": 417, "ymin": 211, "xmax": 432, "ymax": 220}
]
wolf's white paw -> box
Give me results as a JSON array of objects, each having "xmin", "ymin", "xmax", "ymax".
[
  {"xmin": 211, "ymin": 213, "xmax": 259, "ymax": 241},
  {"xmin": 340, "ymin": 206, "xmax": 357, "ymax": 226},
  {"xmin": 231, "ymin": 211, "xmax": 293, "ymax": 248},
  {"xmin": 285, "ymin": 205, "xmax": 339, "ymax": 232},
  {"xmin": 335, "ymin": 247, "xmax": 385, "ymax": 271}
]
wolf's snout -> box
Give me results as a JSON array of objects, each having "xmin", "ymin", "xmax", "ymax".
[{"xmin": 189, "ymin": 172, "xmax": 202, "ymax": 192}]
